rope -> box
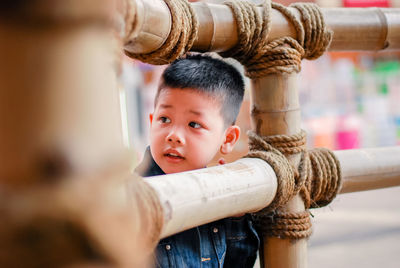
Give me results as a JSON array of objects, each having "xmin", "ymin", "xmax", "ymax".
[
  {"xmin": 291, "ymin": 3, "xmax": 333, "ymax": 60},
  {"xmin": 219, "ymin": 0, "xmax": 336, "ymax": 239},
  {"xmin": 124, "ymin": 0, "xmax": 331, "ymax": 72},
  {"xmin": 306, "ymin": 148, "xmax": 342, "ymax": 208},
  {"xmin": 246, "ymin": 131, "xmax": 342, "ymax": 239},
  {"xmin": 125, "ymin": 0, "xmax": 198, "ymax": 65},
  {"xmin": 255, "ymin": 211, "xmax": 312, "ymax": 239},
  {"xmin": 220, "ymin": 0, "xmax": 271, "ymax": 68},
  {"xmin": 221, "ymin": 1, "xmax": 333, "ymax": 78},
  {"xmin": 246, "ymin": 131, "xmax": 296, "ymax": 212}
]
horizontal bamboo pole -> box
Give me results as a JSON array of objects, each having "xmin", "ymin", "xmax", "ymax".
[
  {"xmin": 145, "ymin": 158, "xmax": 278, "ymax": 238},
  {"xmin": 123, "ymin": 0, "xmax": 171, "ymax": 54},
  {"xmin": 146, "ymin": 146, "xmax": 400, "ymax": 238},
  {"xmin": 337, "ymin": 147, "xmax": 400, "ymax": 193},
  {"xmin": 124, "ymin": 0, "xmax": 400, "ymax": 54}
]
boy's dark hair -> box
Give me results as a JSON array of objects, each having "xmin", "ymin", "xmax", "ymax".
[{"xmin": 157, "ymin": 54, "xmax": 245, "ymax": 126}]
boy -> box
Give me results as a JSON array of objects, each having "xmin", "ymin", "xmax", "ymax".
[{"xmin": 136, "ymin": 54, "xmax": 259, "ymax": 267}]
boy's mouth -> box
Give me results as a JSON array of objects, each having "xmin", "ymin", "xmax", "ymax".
[
  {"xmin": 164, "ymin": 153, "xmax": 184, "ymax": 159},
  {"xmin": 163, "ymin": 149, "xmax": 185, "ymax": 162}
]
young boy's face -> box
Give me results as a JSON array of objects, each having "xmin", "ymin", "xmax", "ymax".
[{"xmin": 149, "ymin": 87, "xmax": 238, "ymax": 174}]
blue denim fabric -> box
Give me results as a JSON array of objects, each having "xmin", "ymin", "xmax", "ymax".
[{"xmin": 136, "ymin": 147, "xmax": 260, "ymax": 268}]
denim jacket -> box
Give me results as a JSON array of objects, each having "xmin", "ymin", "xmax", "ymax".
[{"xmin": 136, "ymin": 148, "xmax": 260, "ymax": 268}]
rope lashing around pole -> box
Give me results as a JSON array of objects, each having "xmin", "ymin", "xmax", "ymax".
[
  {"xmin": 124, "ymin": 0, "xmax": 198, "ymax": 65},
  {"xmin": 220, "ymin": 0, "xmax": 272, "ymax": 68},
  {"xmin": 260, "ymin": 211, "xmax": 312, "ymax": 239},
  {"xmin": 246, "ymin": 131, "xmax": 342, "ymax": 239},
  {"xmin": 221, "ymin": 0, "xmax": 333, "ymax": 78},
  {"xmin": 220, "ymin": 0, "xmax": 336, "ymax": 239},
  {"xmin": 246, "ymin": 131, "xmax": 297, "ymax": 212}
]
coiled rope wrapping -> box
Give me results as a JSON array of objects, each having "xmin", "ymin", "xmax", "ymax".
[
  {"xmin": 246, "ymin": 131, "xmax": 342, "ymax": 239},
  {"xmin": 221, "ymin": 0, "xmax": 333, "ymax": 78},
  {"xmin": 260, "ymin": 211, "xmax": 313, "ymax": 239},
  {"xmin": 125, "ymin": 0, "xmax": 198, "ymax": 65},
  {"xmin": 219, "ymin": 0, "xmax": 337, "ymax": 239}
]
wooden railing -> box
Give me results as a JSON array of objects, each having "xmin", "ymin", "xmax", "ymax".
[
  {"xmin": 146, "ymin": 147, "xmax": 400, "ymax": 239},
  {"xmin": 1, "ymin": 1, "xmax": 400, "ymax": 267}
]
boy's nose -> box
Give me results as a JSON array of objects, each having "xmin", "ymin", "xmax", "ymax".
[{"xmin": 166, "ymin": 131, "xmax": 184, "ymax": 145}]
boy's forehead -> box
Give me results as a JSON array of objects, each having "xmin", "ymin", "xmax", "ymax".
[
  {"xmin": 155, "ymin": 87, "xmax": 225, "ymax": 118},
  {"xmin": 156, "ymin": 87, "xmax": 222, "ymax": 105}
]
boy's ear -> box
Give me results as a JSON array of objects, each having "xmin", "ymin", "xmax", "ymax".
[
  {"xmin": 149, "ymin": 113, "xmax": 153, "ymax": 125},
  {"xmin": 220, "ymin": 125, "xmax": 240, "ymax": 155}
]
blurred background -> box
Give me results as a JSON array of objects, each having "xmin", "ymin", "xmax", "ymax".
[{"xmin": 120, "ymin": 0, "xmax": 400, "ymax": 267}]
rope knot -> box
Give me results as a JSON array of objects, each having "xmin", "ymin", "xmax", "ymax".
[
  {"xmin": 246, "ymin": 131, "xmax": 342, "ymax": 239},
  {"xmin": 125, "ymin": 0, "xmax": 198, "ymax": 65},
  {"xmin": 254, "ymin": 210, "xmax": 312, "ymax": 239},
  {"xmin": 246, "ymin": 131, "xmax": 298, "ymax": 213},
  {"xmin": 221, "ymin": 1, "xmax": 333, "ymax": 78}
]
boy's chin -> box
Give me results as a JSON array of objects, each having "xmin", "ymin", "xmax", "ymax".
[
  {"xmin": 161, "ymin": 165, "xmax": 198, "ymax": 174},
  {"xmin": 162, "ymin": 167, "xmax": 187, "ymax": 174}
]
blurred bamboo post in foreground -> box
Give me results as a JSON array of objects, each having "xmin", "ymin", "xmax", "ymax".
[{"xmin": 0, "ymin": 1, "xmax": 163, "ymax": 266}]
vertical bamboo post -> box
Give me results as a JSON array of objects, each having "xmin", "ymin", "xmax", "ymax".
[
  {"xmin": 0, "ymin": 2, "xmax": 162, "ymax": 266},
  {"xmin": 0, "ymin": 3, "xmax": 126, "ymax": 189},
  {"xmin": 250, "ymin": 74, "xmax": 306, "ymax": 268}
]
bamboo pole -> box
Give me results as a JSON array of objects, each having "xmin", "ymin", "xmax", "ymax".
[
  {"xmin": 146, "ymin": 146, "xmax": 400, "ymax": 239},
  {"xmin": 337, "ymin": 147, "xmax": 400, "ymax": 194},
  {"xmin": 0, "ymin": 1, "xmax": 161, "ymax": 267},
  {"xmin": 124, "ymin": 0, "xmax": 400, "ymax": 54},
  {"xmin": 123, "ymin": 0, "xmax": 171, "ymax": 54},
  {"xmin": 146, "ymin": 158, "xmax": 278, "ymax": 238},
  {"xmin": 250, "ymin": 72, "xmax": 306, "ymax": 267}
]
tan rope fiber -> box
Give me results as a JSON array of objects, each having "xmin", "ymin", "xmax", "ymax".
[
  {"xmin": 305, "ymin": 148, "xmax": 342, "ymax": 208},
  {"xmin": 217, "ymin": 0, "xmax": 336, "ymax": 239},
  {"xmin": 246, "ymin": 131, "xmax": 342, "ymax": 239},
  {"xmin": 246, "ymin": 131, "xmax": 296, "ymax": 212},
  {"xmin": 221, "ymin": 1, "xmax": 332, "ymax": 78},
  {"xmin": 125, "ymin": 0, "xmax": 198, "ymax": 65},
  {"xmin": 220, "ymin": 0, "xmax": 271, "ymax": 69},
  {"xmin": 256, "ymin": 211, "xmax": 312, "ymax": 239},
  {"xmin": 261, "ymin": 130, "xmax": 307, "ymax": 155},
  {"xmin": 291, "ymin": 3, "xmax": 333, "ymax": 60}
]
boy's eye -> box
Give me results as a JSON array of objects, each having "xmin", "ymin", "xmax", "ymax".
[
  {"xmin": 188, "ymin": 121, "xmax": 202, "ymax": 129},
  {"xmin": 159, "ymin": 116, "xmax": 171, "ymax": 123}
]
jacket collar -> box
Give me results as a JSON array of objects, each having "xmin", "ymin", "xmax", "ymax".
[{"xmin": 135, "ymin": 147, "xmax": 165, "ymax": 177}]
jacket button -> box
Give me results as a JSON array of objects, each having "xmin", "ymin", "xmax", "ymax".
[
  {"xmin": 213, "ymin": 227, "xmax": 218, "ymax": 233},
  {"xmin": 166, "ymin": 245, "xmax": 171, "ymax": 250}
]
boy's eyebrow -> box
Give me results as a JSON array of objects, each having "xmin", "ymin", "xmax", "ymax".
[
  {"xmin": 159, "ymin": 104, "xmax": 172, "ymax": 109},
  {"xmin": 189, "ymin": 110, "xmax": 202, "ymax": 116},
  {"xmin": 159, "ymin": 104, "xmax": 202, "ymax": 116}
]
